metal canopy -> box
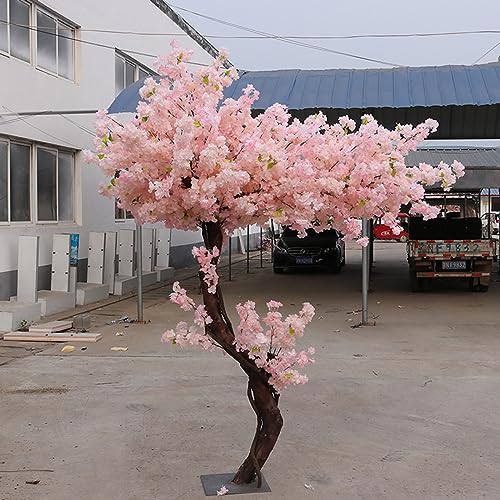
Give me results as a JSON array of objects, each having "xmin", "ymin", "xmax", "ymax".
[
  {"xmin": 407, "ymin": 147, "xmax": 500, "ymax": 190},
  {"xmin": 109, "ymin": 62, "xmax": 500, "ymax": 139}
]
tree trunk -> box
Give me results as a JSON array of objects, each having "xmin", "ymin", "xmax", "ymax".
[
  {"xmin": 200, "ymin": 221, "xmax": 283, "ymax": 485},
  {"xmin": 232, "ymin": 374, "xmax": 283, "ymax": 485}
]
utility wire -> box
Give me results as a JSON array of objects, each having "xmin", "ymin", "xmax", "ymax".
[
  {"xmin": 60, "ymin": 115, "xmax": 96, "ymax": 136},
  {"xmin": 1, "ymin": 106, "xmax": 82, "ymax": 149},
  {"xmin": 32, "ymin": 27, "xmax": 500, "ymax": 39},
  {"xmin": 0, "ymin": 19, "xmax": 211, "ymax": 67},
  {"xmin": 166, "ymin": 3, "xmax": 401, "ymax": 67},
  {"xmin": 474, "ymin": 40, "xmax": 500, "ymax": 63}
]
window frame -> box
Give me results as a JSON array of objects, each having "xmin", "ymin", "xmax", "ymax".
[
  {"xmin": 34, "ymin": 145, "xmax": 75, "ymax": 224},
  {"xmin": 115, "ymin": 49, "xmax": 155, "ymax": 97},
  {"xmin": 0, "ymin": 137, "xmax": 32, "ymax": 225},
  {"xmin": 0, "ymin": 136, "xmax": 76, "ymax": 225},
  {"xmin": 7, "ymin": 0, "xmax": 32, "ymax": 63},
  {"xmin": 0, "ymin": 1, "xmax": 76, "ymax": 81},
  {"xmin": 0, "ymin": 0, "xmax": 10, "ymax": 56},
  {"xmin": 34, "ymin": 5, "xmax": 75, "ymax": 80},
  {"xmin": 35, "ymin": 145, "xmax": 58, "ymax": 224}
]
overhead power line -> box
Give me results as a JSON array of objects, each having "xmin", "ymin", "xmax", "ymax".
[
  {"xmin": 474, "ymin": 40, "xmax": 500, "ymax": 63},
  {"xmin": 34, "ymin": 27, "xmax": 500, "ymax": 40},
  {"xmin": 166, "ymin": 3, "xmax": 401, "ymax": 67},
  {"xmin": 0, "ymin": 19, "xmax": 211, "ymax": 67}
]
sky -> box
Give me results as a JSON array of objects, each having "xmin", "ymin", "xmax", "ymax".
[
  {"xmin": 172, "ymin": 0, "xmax": 500, "ymax": 71},
  {"xmin": 171, "ymin": 1, "xmax": 500, "ymax": 146}
]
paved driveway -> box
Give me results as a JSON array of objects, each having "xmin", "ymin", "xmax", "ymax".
[{"xmin": 1, "ymin": 243, "xmax": 500, "ymax": 499}]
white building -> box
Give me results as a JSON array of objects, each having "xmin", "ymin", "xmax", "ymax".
[{"xmin": 0, "ymin": 0, "xmax": 223, "ymax": 300}]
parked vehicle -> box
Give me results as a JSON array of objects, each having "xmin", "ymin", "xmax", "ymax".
[
  {"xmin": 273, "ymin": 227, "xmax": 345, "ymax": 273},
  {"xmin": 407, "ymin": 215, "xmax": 497, "ymax": 292},
  {"xmin": 373, "ymin": 213, "xmax": 409, "ymax": 242}
]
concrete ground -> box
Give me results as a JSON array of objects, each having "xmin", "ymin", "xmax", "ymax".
[{"xmin": 1, "ymin": 243, "xmax": 500, "ymax": 500}]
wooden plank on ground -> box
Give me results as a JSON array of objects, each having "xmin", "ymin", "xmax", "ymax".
[
  {"xmin": 4, "ymin": 332, "xmax": 102, "ymax": 342},
  {"xmin": 29, "ymin": 320, "xmax": 73, "ymax": 333}
]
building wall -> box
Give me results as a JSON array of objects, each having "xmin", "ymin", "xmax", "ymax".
[{"xmin": 0, "ymin": 0, "xmax": 219, "ymax": 299}]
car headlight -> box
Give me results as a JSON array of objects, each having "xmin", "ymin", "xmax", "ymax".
[{"xmin": 274, "ymin": 243, "xmax": 288, "ymax": 254}]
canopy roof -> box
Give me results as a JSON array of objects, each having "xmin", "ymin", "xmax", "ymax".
[
  {"xmin": 407, "ymin": 147, "xmax": 500, "ymax": 190},
  {"xmin": 109, "ymin": 62, "xmax": 500, "ymax": 139}
]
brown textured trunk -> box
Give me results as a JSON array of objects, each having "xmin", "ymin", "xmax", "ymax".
[
  {"xmin": 200, "ymin": 221, "xmax": 283, "ymax": 486},
  {"xmin": 232, "ymin": 374, "xmax": 283, "ymax": 485}
]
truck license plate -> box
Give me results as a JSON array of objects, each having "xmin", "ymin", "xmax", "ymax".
[
  {"xmin": 442, "ymin": 261, "xmax": 467, "ymax": 270},
  {"xmin": 296, "ymin": 257, "xmax": 313, "ymax": 265}
]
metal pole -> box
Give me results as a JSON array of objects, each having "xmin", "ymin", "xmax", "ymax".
[
  {"xmin": 136, "ymin": 223, "xmax": 144, "ymax": 322},
  {"xmin": 228, "ymin": 233, "xmax": 232, "ymax": 281},
  {"xmin": 361, "ymin": 218, "xmax": 369, "ymax": 325},
  {"xmin": 488, "ymin": 188, "xmax": 492, "ymax": 239},
  {"xmin": 246, "ymin": 225, "xmax": 250, "ymax": 273},
  {"xmin": 260, "ymin": 227, "xmax": 263, "ymax": 268}
]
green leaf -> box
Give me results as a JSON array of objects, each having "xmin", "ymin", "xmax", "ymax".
[
  {"xmin": 177, "ymin": 52, "xmax": 183, "ymax": 64},
  {"xmin": 141, "ymin": 116, "xmax": 149, "ymax": 123},
  {"xmin": 275, "ymin": 208, "xmax": 284, "ymax": 218},
  {"xmin": 267, "ymin": 157, "xmax": 277, "ymax": 170},
  {"xmin": 110, "ymin": 177, "xmax": 116, "ymax": 186},
  {"xmin": 193, "ymin": 120, "xmax": 201, "ymax": 128},
  {"xmin": 359, "ymin": 199, "xmax": 366, "ymax": 208},
  {"xmin": 102, "ymin": 135, "xmax": 108, "ymax": 146},
  {"xmin": 202, "ymin": 75, "xmax": 209, "ymax": 86},
  {"xmin": 97, "ymin": 153, "xmax": 104, "ymax": 160}
]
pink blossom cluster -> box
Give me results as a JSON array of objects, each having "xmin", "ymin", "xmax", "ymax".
[
  {"xmin": 235, "ymin": 300, "xmax": 316, "ymax": 391},
  {"xmin": 88, "ymin": 44, "xmax": 464, "ymax": 242},
  {"xmin": 163, "ymin": 283, "xmax": 316, "ymax": 392},
  {"xmin": 192, "ymin": 246, "xmax": 219, "ymax": 294},
  {"xmin": 161, "ymin": 281, "xmax": 215, "ymax": 350}
]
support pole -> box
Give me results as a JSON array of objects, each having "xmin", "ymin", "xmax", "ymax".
[
  {"xmin": 260, "ymin": 227, "xmax": 263, "ymax": 268},
  {"xmin": 246, "ymin": 225, "xmax": 250, "ymax": 274},
  {"xmin": 136, "ymin": 223, "xmax": 144, "ymax": 322},
  {"xmin": 488, "ymin": 188, "xmax": 492, "ymax": 239},
  {"xmin": 228, "ymin": 233, "xmax": 232, "ymax": 281},
  {"xmin": 362, "ymin": 218, "xmax": 370, "ymax": 325}
]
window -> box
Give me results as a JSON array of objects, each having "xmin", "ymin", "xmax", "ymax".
[
  {"xmin": 37, "ymin": 148, "xmax": 57, "ymax": 220},
  {"xmin": 9, "ymin": 0, "xmax": 30, "ymax": 62},
  {"xmin": 0, "ymin": 0, "xmax": 8, "ymax": 52},
  {"xmin": 115, "ymin": 51, "xmax": 154, "ymax": 96},
  {"xmin": 0, "ymin": 137, "xmax": 75, "ymax": 224},
  {"xmin": 10, "ymin": 142, "xmax": 30, "ymax": 221},
  {"xmin": 0, "ymin": 1, "xmax": 75, "ymax": 80},
  {"xmin": 36, "ymin": 147, "xmax": 74, "ymax": 222},
  {"xmin": 36, "ymin": 7, "xmax": 74, "ymax": 78},
  {"xmin": 115, "ymin": 203, "xmax": 134, "ymax": 221}
]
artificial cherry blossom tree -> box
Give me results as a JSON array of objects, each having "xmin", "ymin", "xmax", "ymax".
[{"xmin": 89, "ymin": 43, "xmax": 464, "ymax": 485}]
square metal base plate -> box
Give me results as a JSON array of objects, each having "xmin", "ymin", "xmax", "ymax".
[{"xmin": 200, "ymin": 473, "xmax": 271, "ymax": 496}]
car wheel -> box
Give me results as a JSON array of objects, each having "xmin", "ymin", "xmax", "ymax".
[{"xmin": 273, "ymin": 267, "xmax": 284, "ymax": 274}]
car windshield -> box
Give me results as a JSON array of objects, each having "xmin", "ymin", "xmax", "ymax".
[{"xmin": 282, "ymin": 228, "xmax": 337, "ymax": 239}]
